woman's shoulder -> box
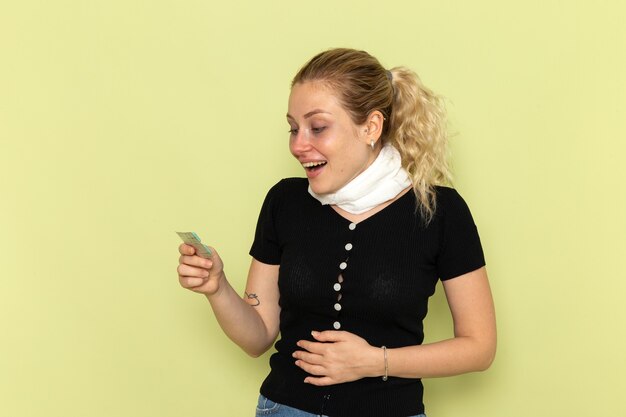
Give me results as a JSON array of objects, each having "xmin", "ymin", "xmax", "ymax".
[
  {"xmin": 433, "ymin": 185, "xmax": 478, "ymax": 226},
  {"xmin": 434, "ymin": 185, "xmax": 459, "ymax": 196},
  {"xmin": 262, "ymin": 177, "xmax": 311, "ymax": 208},
  {"xmin": 434, "ymin": 185, "xmax": 469, "ymax": 207},
  {"xmin": 432, "ymin": 185, "xmax": 476, "ymax": 219},
  {"xmin": 267, "ymin": 177, "xmax": 309, "ymax": 196},
  {"xmin": 277, "ymin": 177, "xmax": 309, "ymax": 189}
]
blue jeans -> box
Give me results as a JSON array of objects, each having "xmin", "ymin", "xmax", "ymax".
[{"xmin": 255, "ymin": 394, "xmax": 427, "ymax": 417}]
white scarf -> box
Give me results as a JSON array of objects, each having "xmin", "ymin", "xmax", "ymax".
[{"xmin": 308, "ymin": 144, "xmax": 412, "ymax": 214}]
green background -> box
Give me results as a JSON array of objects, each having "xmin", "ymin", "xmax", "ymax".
[{"xmin": 1, "ymin": 1, "xmax": 624, "ymax": 416}]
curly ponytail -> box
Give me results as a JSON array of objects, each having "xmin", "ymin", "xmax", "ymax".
[
  {"xmin": 292, "ymin": 48, "xmax": 452, "ymax": 223},
  {"xmin": 387, "ymin": 67, "xmax": 452, "ymax": 222}
]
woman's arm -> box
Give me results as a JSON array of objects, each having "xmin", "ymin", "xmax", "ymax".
[
  {"xmin": 178, "ymin": 244, "xmax": 281, "ymax": 357},
  {"xmin": 386, "ymin": 266, "xmax": 496, "ymax": 378},
  {"xmin": 206, "ymin": 259, "xmax": 281, "ymax": 357},
  {"xmin": 293, "ymin": 267, "xmax": 496, "ymax": 385}
]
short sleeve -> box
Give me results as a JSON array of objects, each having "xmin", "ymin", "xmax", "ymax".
[
  {"xmin": 249, "ymin": 181, "xmax": 283, "ymax": 265},
  {"xmin": 436, "ymin": 188, "xmax": 486, "ymax": 280}
]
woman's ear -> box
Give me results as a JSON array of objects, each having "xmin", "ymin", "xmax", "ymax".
[{"xmin": 363, "ymin": 110, "xmax": 384, "ymax": 146}]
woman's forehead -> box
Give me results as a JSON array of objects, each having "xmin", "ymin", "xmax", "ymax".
[{"xmin": 288, "ymin": 82, "xmax": 343, "ymax": 116}]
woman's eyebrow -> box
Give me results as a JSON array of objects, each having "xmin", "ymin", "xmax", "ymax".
[{"xmin": 286, "ymin": 109, "xmax": 332, "ymax": 120}]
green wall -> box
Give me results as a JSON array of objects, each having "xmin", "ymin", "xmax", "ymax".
[{"xmin": 1, "ymin": 1, "xmax": 624, "ymax": 416}]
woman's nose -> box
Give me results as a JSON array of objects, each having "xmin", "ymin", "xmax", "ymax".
[{"xmin": 289, "ymin": 130, "xmax": 312, "ymax": 154}]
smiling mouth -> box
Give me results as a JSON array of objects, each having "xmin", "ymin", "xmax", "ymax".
[{"xmin": 302, "ymin": 161, "xmax": 327, "ymax": 172}]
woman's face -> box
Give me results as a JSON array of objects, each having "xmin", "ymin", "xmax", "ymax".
[{"xmin": 287, "ymin": 81, "xmax": 378, "ymax": 195}]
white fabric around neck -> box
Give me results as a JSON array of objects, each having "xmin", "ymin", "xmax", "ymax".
[{"xmin": 308, "ymin": 144, "xmax": 412, "ymax": 214}]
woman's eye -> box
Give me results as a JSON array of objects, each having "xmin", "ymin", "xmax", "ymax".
[{"xmin": 288, "ymin": 126, "xmax": 325, "ymax": 135}]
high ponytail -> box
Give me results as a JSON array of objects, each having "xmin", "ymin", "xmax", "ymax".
[
  {"xmin": 387, "ymin": 67, "xmax": 452, "ymax": 222},
  {"xmin": 292, "ymin": 48, "xmax": 452, "ymax": 223}
]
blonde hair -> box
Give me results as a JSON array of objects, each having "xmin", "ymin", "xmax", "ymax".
[{"xmin": 292, "ymin": 48, "xmax": 452, "ymax": 223}]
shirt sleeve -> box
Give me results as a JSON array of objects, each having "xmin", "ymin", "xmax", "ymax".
[
  {"xmin": 249, "ymin": 181, "xmax": 283, "ymax": 265},
  {"xmin": 436, "ymin": 188, "xmax": 486, "ymax": 280}
]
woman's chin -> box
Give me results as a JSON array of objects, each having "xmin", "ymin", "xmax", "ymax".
[
  {"xmin": 308, "ymin": 181, "xmax": 340, "ymax": 196},
  {"xmin": 308, "ymin": 184, "xmax": 326, "ymax": 195}
]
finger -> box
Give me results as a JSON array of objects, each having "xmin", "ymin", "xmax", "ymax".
[
  {"xmin": 303, "ymin": 376, "xmax": 335, "ymax": 386},
  {"xmin": 292, "ymin": 350, "xmax": 324, "ymax": 365},
  {"xmin": 294, "ymin": 360, "xmax": 326, "ymax": 376},
  {"xmin": 296, "ymin": 340, "xmax": 326, "ymax": 355},
  {"xmin": 179, "ymin": 254, "xmax": 212, "ymax": 269},
  {"xmin": 177, "ymin": 263, "xmax": 209, "ymax": 278},
  {"xmin": 178, "ymin": 243, "xmax": 196, "ymax": 255},
  {"xmin": 179, "ymin": 276, "xmax": 205, "ymax": 288},
  {"xmin": 311, "ymin": 330, "xmax": 347, "ymax": 343}
]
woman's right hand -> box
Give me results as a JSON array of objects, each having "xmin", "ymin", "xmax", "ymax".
[{"xmin": 177, "ymin": 243, "xmax": 225, "ymax": 296}]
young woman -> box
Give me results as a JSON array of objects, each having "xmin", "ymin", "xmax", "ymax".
[{"xmin": 177, "ymin": 48, "xmax": 496, "ymax": 417}]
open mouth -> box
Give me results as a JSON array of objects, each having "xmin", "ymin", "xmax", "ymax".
[{"xmin": 302, "ymin": 161, "xmax": 327, "ymax": 172}]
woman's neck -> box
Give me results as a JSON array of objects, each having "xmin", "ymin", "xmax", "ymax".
[{"xmin": 331, "ymin": 186, "xmax": 411, "ymax": 223}]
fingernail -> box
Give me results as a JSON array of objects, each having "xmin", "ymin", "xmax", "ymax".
[{"xmin": 311, "ymin": 331, "xmax": 319, "ymax": 336}]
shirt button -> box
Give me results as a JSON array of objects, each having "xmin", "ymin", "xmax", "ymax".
[
  {"xmin": 334, "ymin": 303, "xmax": 342, "ymax": 311},
  {"xmin": 349, "ymin": 222, "xmax": 356, "ymax": 230},
  {"xmin": 333, "ymin": 283, "xmax": 341, "ymax": 291},
  {"xmin": 339, "ymin": 262, "xmax": 347, "ymax": 270},
  {"xmin": 345, "ymin": 243, "xmax": 353, "ymax": 251},
  {"xmin": 333, "ymin": 321, "xmax": 341, "ymax": 330}
]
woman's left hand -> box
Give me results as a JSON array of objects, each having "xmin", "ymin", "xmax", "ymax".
[{"xmin": 293, "ymin": 330, "xmax": 381, "ymax": 386}]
